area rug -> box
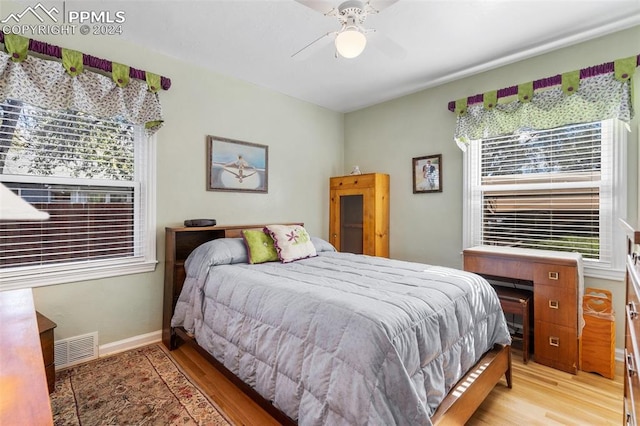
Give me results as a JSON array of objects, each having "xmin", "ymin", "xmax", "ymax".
[{"xmin": 51, "ymin": 344, "xmax": 231, "ymax": 425}]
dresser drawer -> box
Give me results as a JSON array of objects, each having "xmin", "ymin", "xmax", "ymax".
[
  {"xmin": 626, "ymin": 344, "xmax": 640, "ymax": 426},
  {"xmin": 628, "ymin": 300, "xmax": 640, "ymax": 351},
  {"xmin": 625, "ymin": 396, "xmax": 636, "ymax": 426},
  {"xmin": 628, "ymin": 281, "xmax": 640, "ymax": 322},
  {"xmin": 463, "ymin": 254, "xmax": 533, "ymax": 281},
  {"xmin": 534, "ymin": 283, "xmax": 577, "ymax": 327},
  {"xmin": 534, "ymin": 320, "xmax": 578, "ymax": 374},
  {"xmin": 330, "ymin": 173, "xmax": 375, "ymax": 190},
  {"xmin": 534, "ymin": 263, "xmax": 577, "ymax": 288}
]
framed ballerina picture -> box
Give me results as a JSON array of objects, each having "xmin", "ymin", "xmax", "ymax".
[
  {"xmin": 207, "ymin": 135, "xmax": 268, "ymax": 193},
  {"xmin": 412, "ymin": 154, "xmax": 442, "ymax": 194}
]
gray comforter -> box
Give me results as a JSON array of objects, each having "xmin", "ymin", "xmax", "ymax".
[{"xmin": 172, "ymin": 238, "xmax": 511, "ymax": 425}]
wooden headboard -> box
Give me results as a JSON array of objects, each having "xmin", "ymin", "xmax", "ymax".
[{"xmin": 162, "ymin": 223, "xmax": 302, "ymax": 349}]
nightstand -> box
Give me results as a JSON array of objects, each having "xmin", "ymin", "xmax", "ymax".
[{"xmin": 36, "ymin": 312, "xmax": 57, "ymax": 394}]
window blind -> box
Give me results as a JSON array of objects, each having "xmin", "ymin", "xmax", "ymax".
[
  {"xmin": 469, "ymin": 121, "xmax": 610, "ymax": 261},
  {"xmin": 0, "ymin": 99, "xmax": 149, "ymax": 272}
]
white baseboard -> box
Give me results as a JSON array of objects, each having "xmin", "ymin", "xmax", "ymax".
[
  {"xmin": 98, "ymin": 329, "xmax": 162, "ymax": 357},
  {"xmin": 91, "ymin": 330, "xmax": 630, "ymax": 368}
]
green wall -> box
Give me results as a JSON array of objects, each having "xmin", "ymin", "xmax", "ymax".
[
  {"xmin": 344, "ymin": 26, "xmax": 640, "ymax": 349},
  {"xmin": 18, "ymin": 30, "xmax": 344, "ymax": 345}
]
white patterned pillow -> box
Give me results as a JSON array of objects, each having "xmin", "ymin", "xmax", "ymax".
[{"xmin": 263, "ymin": 224, "xmax": 317, "ymax": 263}]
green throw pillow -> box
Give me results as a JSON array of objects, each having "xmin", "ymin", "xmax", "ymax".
[{"xmin": 242, "ymin": 229, "xmax": 279, "ymax": 264}]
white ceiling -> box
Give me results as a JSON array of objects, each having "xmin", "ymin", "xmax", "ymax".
[{"xmin": 119, "ymin": 0, "xmax": 640, "ymax": 112}]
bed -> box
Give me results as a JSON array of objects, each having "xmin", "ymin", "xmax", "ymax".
[{"xmin": 163, "ymin": 223, "xmax": 512, "ymax": 425}]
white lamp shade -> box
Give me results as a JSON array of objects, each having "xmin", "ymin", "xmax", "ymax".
[
  {"xmin": 335, "ymin": 29, "xmax": 367, "ymax": 58},
  {"xmin": 0, "ymin": 183, "xmax": 49, "ymax": 220}
]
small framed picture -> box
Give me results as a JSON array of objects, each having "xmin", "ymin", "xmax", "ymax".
[
  {"xmin": 412, "ymin": 154, "xmax": 442, "ymax": 193},
  {"xmin": 207, "ymin": 135, "xmax": 268, "ymax": 193}
]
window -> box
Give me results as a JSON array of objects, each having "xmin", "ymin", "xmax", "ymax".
[
  {"xmin": 463, "ymin": 119, "xmax": 627, "ymax": 279},
  {"xmin": 0, "ymin": 99, "xmax": 156, "ymax": 289}
]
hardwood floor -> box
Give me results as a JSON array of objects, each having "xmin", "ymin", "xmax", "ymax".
[
  {"xmin": 169, "ymin": 343, "xmax": 281, "ymax": 426},
  {"xmin": 468, "ymin": 352, "xmax": 623, "ymax": 425},
  {"xmin": 168, "ymin": 344, "xmax": 623, "ymax": 425}
]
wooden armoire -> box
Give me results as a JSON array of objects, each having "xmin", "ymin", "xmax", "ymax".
[{"xmin": 329, "ymin": 173, "xmax": 389, "ymax": 257}]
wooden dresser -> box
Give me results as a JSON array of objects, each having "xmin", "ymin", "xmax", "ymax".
[
  {"xmin": 464, "ymin": 246, "xmax": 581, "ymax": 374},
  {"xmin": 0, "ymin": 289, "xmax": 53, "ymax": 425},
  {"xmin": 623, "ymin": 220, "xmax": 640, "ymax": 425},
  {"xmin": 329, "ymin": 173, "xmax": 389, "ymax": 257}
]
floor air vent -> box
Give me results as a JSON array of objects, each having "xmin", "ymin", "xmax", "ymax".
[{"xmin": 54, "ymin": 332, "xmax": 98, "ymax": 369}]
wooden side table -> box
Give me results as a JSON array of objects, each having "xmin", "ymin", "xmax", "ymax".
[{"xmin": 36, "ymin": 312, "xmax": 57, "ymax": 394}]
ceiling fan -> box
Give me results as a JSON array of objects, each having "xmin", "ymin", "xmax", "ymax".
[{"xmin": 292, "ymin": 0, "xmax": 404, "ymax": 60}]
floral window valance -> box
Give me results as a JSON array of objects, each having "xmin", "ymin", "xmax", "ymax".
[
  {"xmin": 449, "ymin": 55, "xmax": 639, "ymax": 149},
  {"xmin": 0, "ymin": 35, "xmax": 166, "ymax": 135}
]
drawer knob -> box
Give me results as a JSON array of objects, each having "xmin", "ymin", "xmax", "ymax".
[
  {"xmin": 549, "ymin": 300, "xmax": 559, "ymax": 309},
  {"xmin": 628, "ymin": 301, "xmax": 638, "ymax": 320},
  {"xmin": 548, "ymin": 271, "xmax": 559, "ymax": 280},
  {"xmin": 627, "ymin": 352, "xmax": 636, "ymax": 376},
  {"xmin": 549, "ymin": 336, "xmax": 560, "ymax": 347}
]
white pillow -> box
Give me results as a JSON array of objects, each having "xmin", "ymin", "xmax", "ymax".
[{"xmin": 263, "ymin": 224, "xmax": 317, "ymax": 263}]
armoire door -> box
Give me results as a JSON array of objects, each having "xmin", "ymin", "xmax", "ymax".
[{"xmin": 339, "ymin": 193, "xmax": 364, "ymax": 254}]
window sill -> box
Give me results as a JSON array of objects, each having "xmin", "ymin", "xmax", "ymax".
[
  {"xmin": 0, "ymin": 258, "xmax": 158, "ymax": 290},
  {"xmin": 584, "ymin": 265, "xmax": 625, "ymax": 282}
]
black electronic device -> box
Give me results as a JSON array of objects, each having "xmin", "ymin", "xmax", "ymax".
[{"xmin": 183, "ymin": 219, "xmax": 217, "ymax": 227}]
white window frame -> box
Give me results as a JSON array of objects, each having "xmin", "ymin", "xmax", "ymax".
[
  {"xmin": 0, "ymin": 127, "xmax": 157, "ymax": 290},
  {"xmin": 463, "ymin": 119, "xmax": 627, "ymax": 280}
]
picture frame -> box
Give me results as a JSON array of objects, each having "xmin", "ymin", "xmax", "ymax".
[
  {"xmin": 412, "ymin": 154, "xmax": 442, "ymax": 193},
  {"xmin": 206, "ymin": 135, "xmax": 268, "ymax": 193}
]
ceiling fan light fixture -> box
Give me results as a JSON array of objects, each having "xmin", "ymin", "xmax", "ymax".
[{"xmin": 335, "ymin": 28, "xmax": 367, "ymax": 58}]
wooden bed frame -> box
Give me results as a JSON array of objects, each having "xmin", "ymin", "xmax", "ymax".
[{"xmin": 162, "ymin": 223, "xmax": 512, "ymax": 425}]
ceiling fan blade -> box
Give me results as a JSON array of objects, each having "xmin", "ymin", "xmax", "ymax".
[
  {"xmin": 291, "ymin": 32, "xmax": 337, "ymax": 60},
  {"xmin": 366, "ymin": 0, "xmax": 400, "ymax": 13},
  {"xmin": 294, "ymin": 0, "xmax": 337, "ymax": 15},
  {"xmin": 368, "ymin": 29, "xmax": 407, "ymax": 59}
]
